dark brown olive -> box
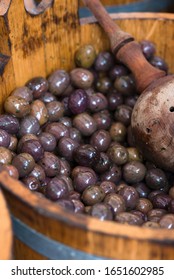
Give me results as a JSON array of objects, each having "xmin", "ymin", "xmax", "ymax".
[
  {"xmin": 75, "ymin": 44, "xmax": 96, "ymax": 68},
  {"xmin": 12, "ymin": 153, "xmax": 35, "ymax": 178},
  {"xmin": 2, "ymin": 164, "xmax": 19, "ymax": 179},
  {"xmin": 127, "ymin": 147, "xmax": 143, "ymax": 162},
  {"xmin": 45, "ymin": 177, "xmax": 69, "ymax": 201},
  {"xmin": 56, "ymin": 199, "xmax": 75, "ymax": 212},
  {"xmin": 73, "ymin": 167, "xmax": 98, "ymax": 193},
  {"xmin": 20, "ymin": 139, "xmax": 44, "ymax": 162},
  {"xmin": 140, "ymin": 40, "xmax": 156, "ymax": 60},
  {"xmin": 134, "ymin": 182, "xmax": 151, "ymax": 198},
  {"xmin": 100, "ymin": 181, "xmax": 117, "ymax": 194},
  {"xmin": 73, "ymin": 144, "xmax": 100, "ymax": 167},
  {"xmin": 57, "ymin": 175, "xmax": 73, "ymax": 192},
  {"xmin": 59, "ymin": 117, "xmax": 72, "ymax": 128},
  {"xmin": 109, "ymin": 64, "xmax": 129, "ymax": 81},
  {"xmin": 152, "ymin": 194, "xmax": 172, "ymax": 209},
  {"xmin": 115, "ymin": 212, "xmax": 144, "ymax": 226},
  {"xmin": 38, "ymin": 152, "xmax": 61, "ymax": 177},
  {"xmin": 70, "ymin": 68, "xmax": 94, "ymax": 89},
  {"xmin": 57, "ymin": 137, "xmax": 80, "ymax": 161},
  {"xmin": 145, "ymin": 168, "xmax": 168, "ymax": 190},
  {"xmin": 39, "ymin": 92, "xmax": 57, "ymax": 103},
  {"xmin": 114, "ymin": 75, "xmax": 135, "ymax": 96},
  {"xmin": 38, "ymin": 132, "xmax": 57, "ymax": 152},
  {"xmin": 94, "ymin": 51, "xmax": 114, "ymax": 72},
  {"xmin": 4, "ymin": 96, "xmax": 30, "ymax": 118},
  {"xmin": 0, "ymin": 129, "xmax": 11, "ymax": 148},
  {"xmin": 104, "ymin": 193, "xmax": 125, "ymax": 214},
  {"xmin": 135, "ymin": 198, "xmax": 153, "ymax": 214},
  {"xmin": 71, "ymin": 199, "xmax": 85, "ymax": 213},
  {"xmin": 17, "ymin": 134, "xmax": 39, "ymax": 153},
  {"xmin": 109, "ymin": 122, "xmax": 127, "ymax": 142},
  {"xmin": 147, "ymin": 208, "xmax": 167, "ymax": 222},
  {"xmin": 90, "ymin": 129, "xmax": 111, "ymax": 152},
  {"xmin": 114, "ymin": 105, "xmax": 132, "ymax": 126},
  {"xmin": 18, "ymin": 116, "xmax": 40, "ymax": 137},
  {"xmin": 100, "ymin": 164, "xmax": 122, "ymax": 184},
  {"xmin": 88, "ymin": 92, "xmax": 108, "ymax": 112},
  {"xmin": 69, "ymin": 127, "xmax": 82, "ymax": 143},
  {"xmin": 107, "ymin": 90, "xmax": 123, "ymax": 111},
  {"xmin": 107, "ymin": 144, "xmax": 128, "ymax": 165},
  {"xmin": 0, "ymin": 147, "xmax": 13, "ymax": 164},
  {"xmin": 44, "ymin": 122, "xmax": 70, "ymax": 141},
  {"xmin": 30, "ymin": 100, "xmax": 48, "ymax": 125},
  {"xmin": 22, "ymin": 176, "xmax": 40, "ymax": 191},
  {"xmin": 48, "ymin": 70, "xmax": 70, "ymax": 96},
  {"xmin": 73, "ymin": 113, "xmax": 97, "ymax": 136},
  {"xmin": 29, "ymin": 163, "xmax": 46, "ymax": 183},
  {"xmin": 93, "ymin": 152, "xmax": 111, "ymax": 173},
  {"xmin": 59, "ymin": 158, "xmax": 71, "ymax": 176},
  {"xmin": 46, "ymin": 101, "xmax": 64, "ymax": 121},
  {"xmin": 81, "ymin": 185, "xmax": 105, "ymax": 206},
  {"xmin": 119, "ymin": 186, "xmax": 139, "ymax": 210},
  {"xmin": 168, "ymin": 200, "xmax": 174, "ymax": 213},
  {"xmin": 26, "ymin": 76, "xmax": 49, "ymax": 98},
  {"xmin": 90, "ymin": 202, "xmax": 113, "ymax": 220},
  {"xmin": 122, "ymin": 161, "xmax": 147, "ymax": 184},
  {"xmin": 93, "ymin": 110, "xmax": 112, "ymax": 130},
  {"xmin": 0, "ymin": 114, "xmax": 20, "ymax": 134},
  {"xmin": 11, "ymin": 86, "xmax": 33, "ymax": 103},
  {"xmin": 95, "ymin": 77, "xmax": 112, "ymax": 94},
  {"xmin": 8, "ymin": 136, "xmax": 18, "ymax": 152},
  {"xmin": 159, "ymin": 214, "xmax": 174, "ymax": 229}
]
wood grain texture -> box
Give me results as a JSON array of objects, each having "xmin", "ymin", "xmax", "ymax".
[
  {"xmin": 1, "ymin": 1, "xmax": 174, "ymax": 259},
  {"xmin": 0, "ymin": 189, "xmax": 13, "ymax": 260}
]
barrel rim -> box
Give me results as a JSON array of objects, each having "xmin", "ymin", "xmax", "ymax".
[
  {"xmin": 80, "ymin": 12, "xmax": 174, "ymax": 25},
  {"xmin": 0, "ymin": 169, "xmax": 174, "ymax": 244},
  {"xmin": 0, "ymin": 188, "xmax": 13, "ymax": 260}
]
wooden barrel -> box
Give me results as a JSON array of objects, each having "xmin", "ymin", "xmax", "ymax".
[
  {"xmin": 79, "ymin": 0, "xmax": 174, "ymax": 18},
  {"xmin": 1, "ymin": 0, "xmax": 174, "ymax": 260},
  {"xmin": 0, "ymin": 189, "xmax": 13, "ymax": 260}
]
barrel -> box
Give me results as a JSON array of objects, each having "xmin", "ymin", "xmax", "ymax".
[
  {"xmin": 1, "ymin": 0, "xmax": 174, "ymax": 260},
  {"xmin": 0, "ymin": 189, "xmax": 13, "ymax": 260},
  {"xmin": 79, "ymin": 0, "xmax": 174, "ymax": 18}
]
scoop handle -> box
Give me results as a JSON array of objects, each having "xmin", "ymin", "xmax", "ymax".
[{"xmin": 83, "ymin": 0, "xmax": 166, "ymax": 92}]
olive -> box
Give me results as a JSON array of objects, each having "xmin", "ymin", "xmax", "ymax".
[
  {"xmin": 4, "ymin": 96, "xmax": 30, "ymax": 118},
  {"xmin": 30, "ymin": 100, "xmax": 48, "ymax": 125},
  {"xmin": 0, "ymin": 129, "xmax": 11, "ymax": 148},
  {"xmin": 38, "ymin": 152, "xmax": 61, "ymax": 177},
  {"xmin": 12, "ymin": 153, "xmax": 35, "ymax": 178},
  {"xmin": 46, "ymin": 101, "xmax": 65, "ymax": 121},
  {"xmin": 26, "ymin": 76, "xmax": 49, "ymax": 98},
  {"xmin": 11, "ymin": 86, "xmax": 33, "ymax": 103},
  {"xmin": 81, "ymin": 185, "xmax": 105, "ymax": 206},
  {"xmin": 70, "ymin": 68, "xmax": 94, "ymax": 89},
  {"xmin": 0, "ymin": 114, "xmax": 20, "ymax": 134},
  {"xmin": 104, "ymin": 193, "xmax": 126, "ymax": 214},
  {"xmin": 90, "ymin": 203, "xmax": 113, "ymax": 221},
  {"xmin": 48, "ymin": 70, "xmax": 70, "ymax": 96},
  {"xmin": 0, "ymin": 147, "xmax": 13, "ymax": 164},
  {"xmin": 74, "ymin": 44, "xmax": 96, "ymax": 69},
  {"xmin": 18, "ymin": 116, "xmax": 40, "ymax": 137}
]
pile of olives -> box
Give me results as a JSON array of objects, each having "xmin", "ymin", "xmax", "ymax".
[{"xmin": 0, "ymin": 41, "xmax": 174, "ymax": 229}]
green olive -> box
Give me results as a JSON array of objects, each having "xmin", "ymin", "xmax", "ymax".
[{"xmin": 75, "ymin": 45, "xmax": 96, "ymax": 69}]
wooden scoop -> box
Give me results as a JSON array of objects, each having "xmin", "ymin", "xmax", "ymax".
[{"xmin": 83, "ymin": 0, "xmax": 174, "ymax": 172}]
